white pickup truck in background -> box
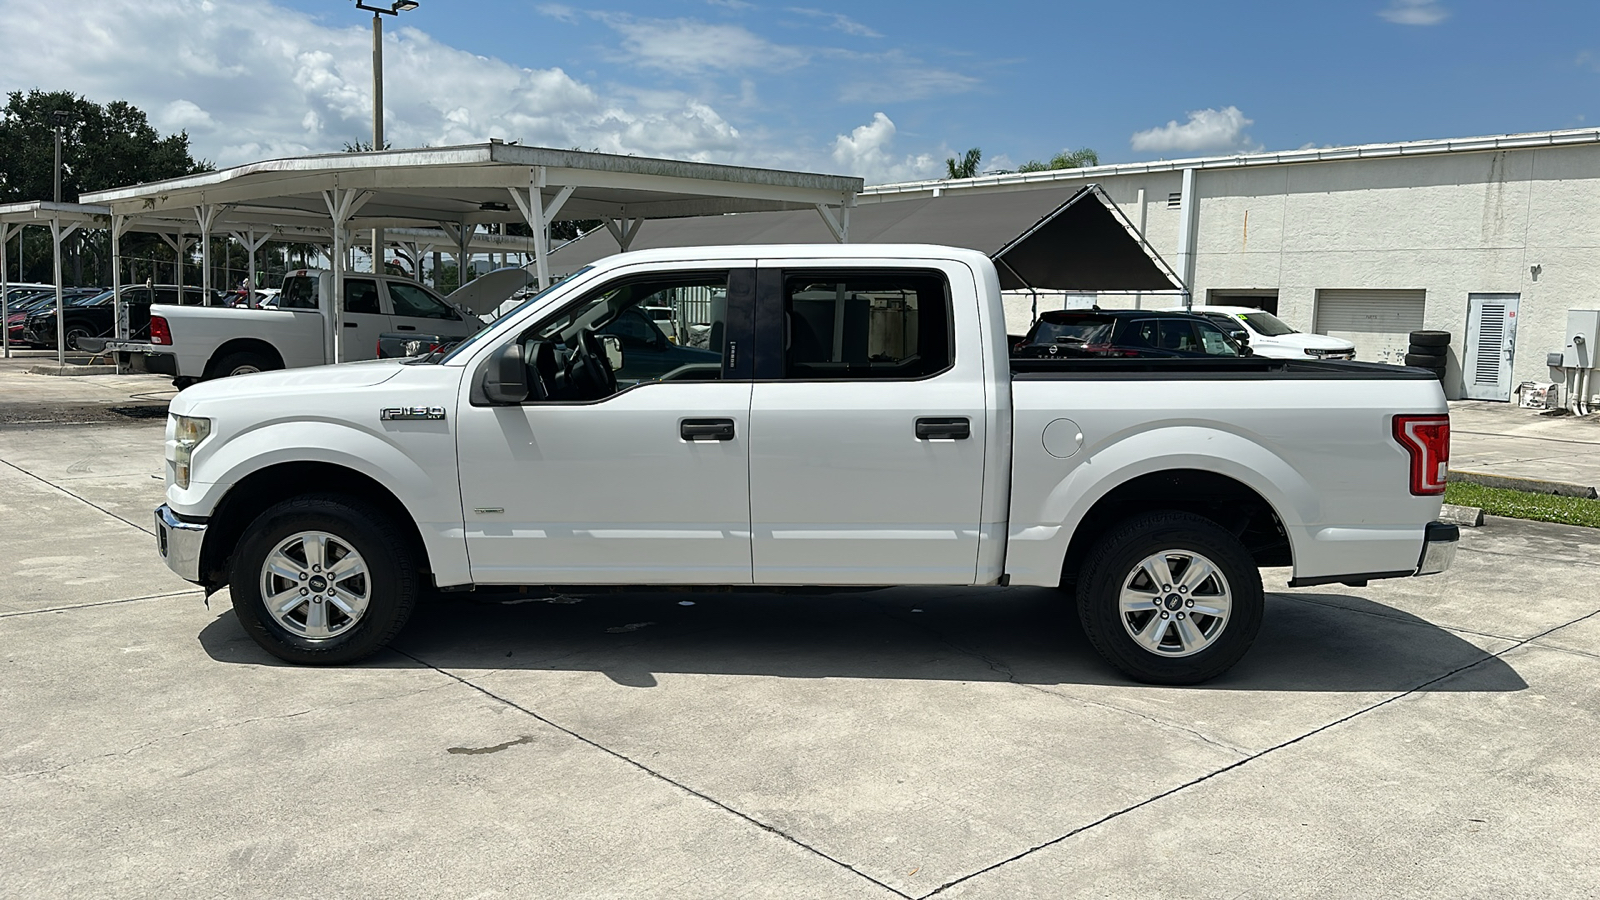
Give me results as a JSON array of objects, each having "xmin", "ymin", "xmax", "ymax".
[
  {"xmin": 153, "ymin": 244, "xmax": 1457, "ymax": 684},
  {"xmin": 115, "ymin": 268, "xmax": 532, "ymax": 386}
]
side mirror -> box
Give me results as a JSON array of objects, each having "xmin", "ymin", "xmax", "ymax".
[
  {"xmin": 1229, "ymin": 330, "xmax": 1250, "ymax": 345},
  {"xmin": 600, "ymin": 334, "xmax": 625, "ymax": 370},
  {"xmin": 482, "ymin": 341, "xmax": 529, "ymax": 404}
]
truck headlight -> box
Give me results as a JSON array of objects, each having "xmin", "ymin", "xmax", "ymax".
[{"xmin": 171, "ymin": 415, "xmax": 211, "ymax": 489}]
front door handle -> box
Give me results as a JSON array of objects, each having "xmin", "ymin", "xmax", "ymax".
[
  {"xmin": 915, "ymin": 416, "xmax": 970, "ymax": 440},
  {"xmin": 681, "ymin": 418, "xmax": 735, "ymax": 441}
]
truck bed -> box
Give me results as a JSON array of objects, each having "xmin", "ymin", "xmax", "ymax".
[{"xmin": 1011, "ymin": 357, "xmax": 1441, "ymax": 380}]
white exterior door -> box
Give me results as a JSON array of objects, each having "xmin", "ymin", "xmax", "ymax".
[
  {"xmin": 747, "ymin": 261, "xmax": 989, "ymax": 585},
  {"xmin": 1314, "ymin": 289, "xmax": 1426, "ymax": 365},
  {"xmin": 1464, "ymin": 294, "xmax": 1519, "ymax": 401}
]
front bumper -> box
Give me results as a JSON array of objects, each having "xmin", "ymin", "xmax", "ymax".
[
  {"xmin": 155, "ymin": 504, "xmax": 206, "ymax": 583},
  {"xmin": 1416, "ymin": 520, "xmax": 1459, "ymax": 576}
]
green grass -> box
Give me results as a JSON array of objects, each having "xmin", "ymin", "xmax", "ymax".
[{"xmin": 1444, "ymin": 481, "xmax": 1600, "ymax": 528}]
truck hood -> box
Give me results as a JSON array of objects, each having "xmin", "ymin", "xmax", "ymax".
[
  {"xmin": 171, "ymin": 360, "xmax": 403, "ymax": 413},
  {"xmin": 445, "ymin": 267, "xmax": 536, "ymax": 316}
]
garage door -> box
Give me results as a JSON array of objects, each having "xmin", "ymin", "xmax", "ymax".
[{"xmin": 1313, "ymin": 289, "xmax": 1427, "ymax": 365}]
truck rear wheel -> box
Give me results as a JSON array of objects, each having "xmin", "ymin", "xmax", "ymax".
[
  {"xmin": 229, "ymin": 494, "xmax": 419, "ymax": 665},
  {"xmin": 1075, "ymin": 511, "xmax": 1263, "ymax": 685},
  {"xmin": 213, "ymin": 350, "xmax": 277, "ymax": 378}
]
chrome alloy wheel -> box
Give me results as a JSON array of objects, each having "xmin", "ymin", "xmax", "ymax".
[
  {"xmin": 259, "ymin": 531, "xmax": 371, "ymax": 639},
  {"xmin": 1117, "ymin": 549, "xmax": 1233, "ymax": 658}
]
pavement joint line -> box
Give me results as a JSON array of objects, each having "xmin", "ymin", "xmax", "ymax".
[
  {"xmin": 1466, "ymin": 546, "xmax": 1600, "ymax": 569},
  {"xmin": 393, "ymin": 648, "xmax": 915, "ymax": 900},
  {"xmin": 1523, "ymin": 639, "xmax": 1600, "ymax": 662},
  {"xmin": 3, "ymin": 677, "xmax": 458, "ymax": 782},
  {"xmin": 918, "ymin": 602, "xmax": 1600, "ymax": 899},
  {"xmin": 0, "ymin": 455, "xmax": 155, "ymax": 535},
  {"xmin": 0, "ymin": 589, "xmax": 204, "ymax": 619},
  {"xmin": 901, "ymin": 615, "xmax": 1256, "ymax": 758}
]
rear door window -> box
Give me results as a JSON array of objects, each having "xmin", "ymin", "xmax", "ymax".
[
  {"xmin": 778, "ymin": 270, "xmax": 953, "ymax": 380},
  {"xmin": 344, "ymin": 279, "xmax": 381, "ymax": 315}
]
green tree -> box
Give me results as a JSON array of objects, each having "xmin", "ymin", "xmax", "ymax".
[
  {"xmin": 0, "ymin": 89, "xmax": 210, "ymax": 203},
  {"xmin": 1016, "ymin": 147, "xmax": 1100, "ymax": 173},
  {"xmin": 945, "ymin": 147, "xmax": 982, "ymax": 179}
]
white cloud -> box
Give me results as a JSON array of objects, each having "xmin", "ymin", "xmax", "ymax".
[
  {"xmin": 0, "ymin": 0, "xmax": 766, "ymax": 167},
  {"xmin": 831, "ymin": 112, "xmax": 939, "ymax": 185},
  {"xmin": 787, "ymin": 8, "xmax": 881, "ymax": 38},
  {"xmin": 1130, "ymin": 106, "xmax": 1258, "ymax": 155},
  {"xmin": 833, "ymin": 50, "xmax": 980, "ymax": 103},
  {"xmin": 598, "ymin": 15, "xmax": 808, "ymax": 74},
  {"xmin": 1378, "ymin": 0, "xmax": 1450, "ymax": 26}
]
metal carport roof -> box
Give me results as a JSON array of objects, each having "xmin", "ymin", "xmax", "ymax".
[{"xmin": 545, "ymin": 183, "xmax": 1181, "ymax": 294}]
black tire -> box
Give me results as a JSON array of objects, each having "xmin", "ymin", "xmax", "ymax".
[
  {"xmin": 63, "ymin": 325, "xmax": 92, "ymax": 351},
  {"xmin": 1075, "ymin": 510, "xmax": 1264, "ymax": 685},
  {"xmin": 172, "ymin": 377, "xmax": 198, "ymax": 390},
  {"xmin": 1425, "ymin": 365, "xmax": 1447, "ymax": 381},
  {"xmin": 229, "ymin": 494, "xmax": 419, "ymax": 665},
  {"xmin": 212, "ymin": 350, "xmax": 276, "ymax": 379},
  {"xmin": 1405, "ymin": 352, "xmax": 1446, "ymax": 367},
  {"xmin": 1408, "ymin": 330, "xmax": 1451, "ymax": 348}
]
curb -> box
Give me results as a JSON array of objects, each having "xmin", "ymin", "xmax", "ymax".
[
  {"xmin": 1446, "ymin": 469, "xmax": 1599, "ymax": 500},
  {"xmin": 1440, "ymin": 503, "xmax": 1485, "ymax": 527},
  {"xmin": 27, "ymin": 365, "xmax": 119, "ymax": 377}
]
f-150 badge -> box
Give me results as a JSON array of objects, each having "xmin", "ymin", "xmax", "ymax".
[{"xmin": 380, "ymin": 406, "xmax": 447, "ymax": 421}]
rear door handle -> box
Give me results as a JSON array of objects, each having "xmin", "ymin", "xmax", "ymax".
[
  {"xmin": 915, "ymin": 416, "xmax": 970, "ymax": 440},
  {"xmin": 681, "ymin": 418, "xmax": 735, "ymax": 441},
  {"xmin": 344, "ymin": 321, "xmax": 359, "ymax": 328},
  {"xmin": 396, "ymin": 324, "xmax": 417, "ymax": 331}
]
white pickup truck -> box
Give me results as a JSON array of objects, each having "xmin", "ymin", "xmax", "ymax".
[
  {"xmin": 153, "ymin": 244, "xmax": 1456, "ymax": 684},
  {"xmin": 118, "ymin": 269, "xmax": 520, "ymax": 386}
]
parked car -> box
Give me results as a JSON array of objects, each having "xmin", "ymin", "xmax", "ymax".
[
  {"xmin": 154, "ymin": 244, "xmax": 1456, "ymax": 685},
  {"xmin": 113, "ymin": 270, "xmax": 494, "ymax": 386},
  {"xmin": 9, "ymin": 288, "xmax": 107, "ymax": 347},
  {"xmin": 1163, "ymin": 305, "xmax": 1357, "ymax": 360},
  {"xmin": 23, "ymin": 286, "xmax": 204, "ymax": 350},
  {"xmin": 1012, "ymin": 309, "xmax": 1249, "ymax": 359}
]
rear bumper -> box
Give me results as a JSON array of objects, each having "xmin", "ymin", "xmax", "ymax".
[
  {"xmin": 155, "ymin": 504, "xmax": 206, "ymax": 583},
  {"xmin": 1415, "ymin": 520, "xmax": 1459, "ymax": 576},
  {"xmin": 1287, "ymin": 520, "xmax": 1458, "ymax": 587}
]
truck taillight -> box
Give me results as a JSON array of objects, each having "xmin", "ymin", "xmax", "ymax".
[
  {"xmin": 150, "ymin": 315, "xmax": 172, "ymax": 346},
  {"xmin": 1393, "ymin": 415, "xmax": 1450, "ymax": 495}
]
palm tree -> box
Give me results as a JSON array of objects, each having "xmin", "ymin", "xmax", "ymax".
[
  {"xmin": 945, "ymin": 148, "xmax": 982, "ymax": 179},
  {"xmin": 1017, "ymin": 147, "xmax": 1100, "ymax": 172}
]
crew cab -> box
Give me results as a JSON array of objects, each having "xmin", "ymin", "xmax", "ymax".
[
  {"xmin": 153, "ymin": 245, "xmax": 1457, "ymax": 684},
  {"xmin": 110, "ymin": 270, "xmax": 491, "ymax": 386}
]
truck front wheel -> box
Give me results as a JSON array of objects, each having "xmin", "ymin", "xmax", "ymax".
[
  {"xmin": 229, "ymin": 494, "xmax": 419, "ymax": 665},
  {"xmin": 1075, "ymin": 511, "xmax": 1263, "ymax": 685}
]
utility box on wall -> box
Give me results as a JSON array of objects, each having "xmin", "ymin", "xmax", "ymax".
[{"xmin": 1564, "ymin": 310, "xmax": 1600, "ymax": 368}]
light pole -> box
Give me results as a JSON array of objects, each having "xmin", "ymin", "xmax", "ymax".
[
  {"xmin": 354, "ymin": 1, "xmax": 418, "ymax": 274},
  {"xmin": 52, "ymin": 110, "xmax": 68, "ymax": 203}
]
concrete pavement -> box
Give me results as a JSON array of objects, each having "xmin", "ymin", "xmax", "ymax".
[{"xmin": 2, "ymin": 419, "xmax": 1598, "ymax": 898}]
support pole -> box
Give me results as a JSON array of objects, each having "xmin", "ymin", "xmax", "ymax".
[
  {"xmin": 1174, "ymin": 167, "xmax": 1198, "ymax": 309},
  {"xmin": 195, "ymin": 205, "xmax": 220, "ymax": 306},
  {"xmin": 1, "ymin": 223, "xmax": 15, "ymax": 359},
  {"xmin": 371, "ymin": 10, "xmax": 385, "ymax": 278},
  {"xmin": 508, "ymin": 168, "xmax": 575, "ymax": 290},
  {"xmin": 322, "ymin": 187, "xmax": 374, "ymax": 364},
  {"xmin": 814, "ymin": 197, "xmax": 854, "ymax": 243},
  {"xmin": 604, "ymin": 217, "xmax": 645, "ymax": 252},
  {"xmin": 230, "ymin": 229, "xmax": 272, "ymax": 306},
  {"xmin": 50, "ymin": 217, "xmax": 82, "ymax": 367}
]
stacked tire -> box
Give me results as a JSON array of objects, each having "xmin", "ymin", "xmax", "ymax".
[{"xmin": 1405, "ymin": 331, "xmax": 1450, "ymax": 381}]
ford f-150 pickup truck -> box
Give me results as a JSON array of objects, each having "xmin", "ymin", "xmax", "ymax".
[{"xmin": 153, "ymin": 244, "xmax": 1457, "ymax": 684}]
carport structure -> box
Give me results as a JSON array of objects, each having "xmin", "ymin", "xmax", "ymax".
[{"xmin": 82, "ymin": 143, "xmax": 862, "ymax": 362}]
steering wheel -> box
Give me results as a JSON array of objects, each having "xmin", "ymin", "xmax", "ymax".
[{"xmin": 569, "ymin": 328, "xmax": 617, "ymax": 399}]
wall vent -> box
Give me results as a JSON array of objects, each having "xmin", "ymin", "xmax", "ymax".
[{"xmin": 1167, "ymin": 192, "xmax": 1182, "ymax": 209}]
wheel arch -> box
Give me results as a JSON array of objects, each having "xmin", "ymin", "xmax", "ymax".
[
  {"xmin": 204, "ymin": 338, "xmax": 285, "ymax": 378},
  {"xmin": 198, "ymin": 461, "xmax": 430, "ymax": 591},
  {"xmin": 1057, "ymin": 469, "xmax": 1293, "ymax": 588}
]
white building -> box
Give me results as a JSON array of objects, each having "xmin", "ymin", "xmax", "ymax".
[{"xmin": 862, "ymin": 128, "xmax": 1600, "ymax": 402}]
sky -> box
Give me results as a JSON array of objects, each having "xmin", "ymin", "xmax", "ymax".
[{"xmin": 1, "ymin": 0, "xmax": 1598, "ymax": 185}]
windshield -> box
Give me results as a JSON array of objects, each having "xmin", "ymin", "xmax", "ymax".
[
  {"xmin": 1029, "ymin": 317, "xmax": 1113, "ymax": 344},
  {"xmin": 440, "ymin": 267, "xmax": 592, "ymax": 364},
  {"xmin": 1238, "ymin": 311, "xmax": 1297, "ymax": 337}
]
